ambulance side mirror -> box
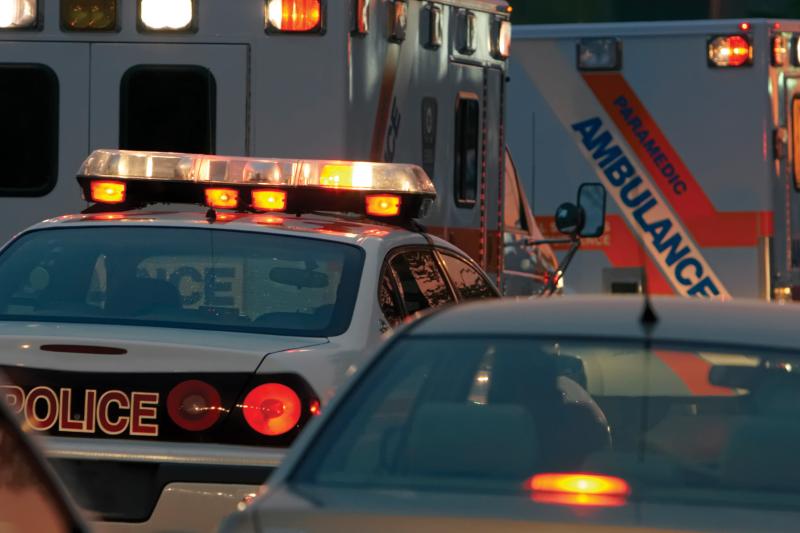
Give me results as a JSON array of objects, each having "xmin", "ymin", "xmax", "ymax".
[{"xmin": 577, "ymin": 183, "xmax": 606, "ymax": 238}]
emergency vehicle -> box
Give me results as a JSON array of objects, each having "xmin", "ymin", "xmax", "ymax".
[
  {"xmin": 0, "ymin": 149, "xmax": 499, "ymax": 531},
  {"xmin": 0, "ymin": 0, "xmax": 555, "ymax": 294},
  {"xmin": 506, "ymin": 19, "xmax": 800, "ymax": 300}
]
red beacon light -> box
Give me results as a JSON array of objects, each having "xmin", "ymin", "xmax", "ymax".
[
  {"xmin": 77, "ymin": 149, "xmax": 436, "ymax": 218},
  {"xmin": 739, "ymin": 22, "xmax": 751, "ymax": 31},
  {"xmin": 240, "ymin": 383, "xmax": 303, "ymax": 436},
  {"xmin": 265, "ymin": 0, "xmax": 322, "ymax": 33},
  {"xmin": 708, "ymin": 34, "xmax": 752, "ymax": 67}
]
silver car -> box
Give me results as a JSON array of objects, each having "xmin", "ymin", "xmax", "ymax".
[{"xmin": 223, "ymin": 296, "xmax": 800, "ymax": 533}]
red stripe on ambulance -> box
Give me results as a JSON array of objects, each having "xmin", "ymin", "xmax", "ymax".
[{"xmin": 582, "ymin": 72, "xmax": 772, "ymax": 247}]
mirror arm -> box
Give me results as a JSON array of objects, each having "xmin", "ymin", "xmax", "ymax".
[{"xmin": 539, "ymin": 236, "xmax": 581, "ymax": 297}]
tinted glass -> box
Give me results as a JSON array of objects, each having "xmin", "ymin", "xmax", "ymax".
[
  {"xmin": 390, "ymin": 251, "xmax": 454, "ymax": 315},
  {"xmin": 121, "ymin": 66, "xmax": 216, "ymax": 154},
  {"xmin": 439, "ymin": 253, "xmax": 496, "ymax": 300},
  {"xmin": 0, "ymin": 65, "xmax": 58, "ymax": 196},
  {"xmin": 378, "ymin": 270, "xmax": 403, "ymax": 327},
  {"xmin": 0, "ymin": 227, "xmax": 364, "ymax": 337},
  {"xmin": 454, "ymin": 97, "xmax": 479, "ymax": 206},
  {"xmin": 295, "ymin": 336, "xmax": 800, "ymax": 509}
]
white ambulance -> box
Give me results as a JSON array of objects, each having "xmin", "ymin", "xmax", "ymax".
[
  {"xmin": 507, "ymin": 19, "xmax": 797, "ymax": 299},
  {"xmin": 0, "ymin": 0, "xmax": 556, "ymax": 295}
]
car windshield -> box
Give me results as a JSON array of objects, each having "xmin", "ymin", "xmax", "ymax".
[
  {"xmin": 0, "ymin": 227, "xmax": 364, "ymax": 337},
  {"xmin": 293, "ymin": 336, "xmax": 800, "ymax": 508}
]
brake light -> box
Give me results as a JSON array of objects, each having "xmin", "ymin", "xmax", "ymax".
[
  {"xmin": 167, "ymin": 380, "xmax": 223, "ymax": 431},
  {"xmin": 527, "ymin": 473, "xmax": 631, "ymax": 507},
  {"xmin": 241, "ymin": 383, "xmax": 302, "ymax": 436},
  {"xmin": 708, "ymin": 35, "xmax": 752, "ymax": 67},
  {"xmin": 366, "ymin": 194, "xmax": 401, "ymax": 217},
  {"xmin": 205, "ymin": 188, "xmax": 239, "ymax": 209},
  {"xmin": 90, "ymin": 181, "xmax": 126, "ymax": 204},
  {"xmin": 266, "ymin": 0, "xmax": 321, "ymax": 32},
  {"xmin": 252, "ymin": 189, "xmax": 287, "ymax": 212}
]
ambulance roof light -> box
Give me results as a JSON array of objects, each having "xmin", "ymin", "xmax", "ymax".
[
  {"xmin": 708, "ymin": 34, "xmax": 752, "ymax": 68},
  {"xmin": 577, "ymin": 38, "xmax": 621, "ymax": 71},
  {"xmin": 138, "ymin": 0, "xmax": 195, "ymax": 32},
  {"xmin": 0, "ymin": 0, "xmax": 37, "ymax": 29}
]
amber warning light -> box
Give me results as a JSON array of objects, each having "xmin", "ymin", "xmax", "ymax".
[
  {"xmin": 527, "ymin": 473, "xmax": 631, "ymax": 507},
  {"xmin": 90, "ymin": 181, "xmax": 126, "ymax": 204}
]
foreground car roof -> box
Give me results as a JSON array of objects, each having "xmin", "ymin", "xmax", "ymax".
[{"xmin": 412, "ymin": 296, "xmax": 800, "ymax": 351}]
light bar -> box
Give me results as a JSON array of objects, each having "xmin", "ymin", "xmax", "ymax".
[
  {"xmin": 138, "ymin": 0, "xmax": 194, "ymax": 32},
  {"xmin": 78, "ymin": 149, "xmax": 436, "ymax": 219},
  {"xmin": 577, "ymin": 38, "xmax": 621, "ymax": 70},
  {"xmin": 81, "ymin": 150, "xmax": 435, "ymax": 193},
  {"xmin": 528, "ymin": 473, "xmax": 631, "ymax": 507},
  {"xmin": 0, "ymin": 0, "xmax": 37, "ymax": 29}
]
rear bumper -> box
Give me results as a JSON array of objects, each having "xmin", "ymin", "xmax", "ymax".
[
  {"xmin": 91, "ymin": 482, "xmax": 259, "ymax": 533},
  {"xmin": 42, "ymin": 437, "xmax": 284, "ymax": 523}
]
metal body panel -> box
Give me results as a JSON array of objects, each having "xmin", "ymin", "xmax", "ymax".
[{"xmin": 508, "ymin": 19, "xmax": 786, "ymax": 298}]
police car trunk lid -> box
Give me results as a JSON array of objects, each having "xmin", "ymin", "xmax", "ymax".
[{"xmin": 0, "ymin": 321, "xmax": 326, "ymax": 442}]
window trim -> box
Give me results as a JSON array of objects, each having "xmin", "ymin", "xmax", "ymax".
[
  {"xmin": 0, "ymin": 63, "xmax": 59, "ymax": 197},
  {"xmin": 453, "ymin": 92, "xmax": 480, "ymax": 208},
  {"xmin": 793, "ymin": 96, "xmax": 800, "ymax": 190},
  {"xmin": 119, "ymin": 64, "xmax": 217, "ymax": 154},
  {"xmin": 379, "ymin": 245, "xmax": 458, "ymax": 318},
  {"xmin": 435, "ymin": 248, "xmax": 500, "ymax": 301}
]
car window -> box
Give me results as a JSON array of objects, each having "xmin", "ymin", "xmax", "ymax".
[
  {"xmin": 377, "ymin": 269, "xmax": 404, "ymax": 328},
  {"xmin": 439, "ymin": 252, "xmax": 496, "ymax": 301},
  {"xmin": 0, "ymin": 397, "xmax": 84, "ymax": 533},
  {"xmin": 294, "ymin": 336, "xmax": 800, "ymax": 509},
  {"xmin": 0, "ymin": 227, "xmax": 364, "ymax": 337},
  {"xmin": 390, "ymin": 250, "xmax": 454, "ymax": 315}
]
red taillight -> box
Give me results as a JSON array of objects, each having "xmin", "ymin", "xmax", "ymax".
[
  {"xmin": 90, "ymin": 180, "xmax": 126, "ymax": 204},
  {"xmin": 167, "ymin": 380, "xmax": 223, "ymax": 431},
  {"xmin": 708, "ymin": 35, "xmax": 752, "ymax": 67},
  {"xmin": 527, "ymin": 473, "xmax": 630, "ymax": 507},
  {"xmin": 241, "ymin": 383, "xmax": 302, "ymax": 436},
  {"xmin": 266, "ymin": 0, "xmax": 321, "ymax": 32}
]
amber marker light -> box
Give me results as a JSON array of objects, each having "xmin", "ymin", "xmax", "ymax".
[
  {"xmin": 527, "ymin": 473, "xmax": 631, "ymax": 507},
  {"xmin": 252, "ymin": 189, "xmax": 287, "ymax": 212},
  {"xmin": 205, "ymin": 188, "xmax": 239, "ymax": 209},
  {"xmin": 90, "ymin": 180, "xmax": 126, "ymax": 204},
  {"xmin": 366, "ymin": 194, "xmax": 401, "ymax": 217}
]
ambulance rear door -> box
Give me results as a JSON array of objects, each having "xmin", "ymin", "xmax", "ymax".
[
  {"xmin": 89, "ymin": 44, "xmax": 248, "ymax": 156},
  {"xmin": 0, "ymin": 43, "xmax": 89, "ymax": 239}
]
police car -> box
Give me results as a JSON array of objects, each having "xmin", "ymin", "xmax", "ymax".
[
  {"xmin": 223, "ymin": 296, "xmax": 800, "ymax": 533},
  {"xmin": 0, "ymin": 149, "xmax": 499, "ymax": 531}
]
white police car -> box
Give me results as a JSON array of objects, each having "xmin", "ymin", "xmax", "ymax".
[{"xmin": 0, "ymin": 149, "xmax": 498, "ymax": 531}]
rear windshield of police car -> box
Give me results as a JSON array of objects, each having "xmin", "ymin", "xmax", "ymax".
[
  {"xmin": 0, "ymin": 227, "xmax": 364, "ymax": 337},
  {"xmin": 293, "ymin": 336, "xmax": 800, "ymax": 508}
]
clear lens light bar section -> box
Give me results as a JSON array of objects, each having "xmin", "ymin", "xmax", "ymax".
[
  {"xmin": 80, "ymin": 149, "xmax": 437, "ymax": 195},
  {"xmin": 139, "ymin": 0, "xmax": 193, "ymax": 31},
  {"xmin": 0, "ymin": 0, "xmax": 37, "ymax": 29}
]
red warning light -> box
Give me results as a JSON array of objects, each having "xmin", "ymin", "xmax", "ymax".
[{"xmin": 739, "ymin": 22, "xmax": 751, "ymax": 31}]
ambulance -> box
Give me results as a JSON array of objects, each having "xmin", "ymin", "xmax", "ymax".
[
  {"xmin": 506, "ymin": 19, "xmax": 799, "ymax": 299},
  {"xmin": 0, "ymin": 0, "xmax": 556, "ymax": 295}
]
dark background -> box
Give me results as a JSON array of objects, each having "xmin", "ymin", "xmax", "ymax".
[{"xmin": 507, "ymin": 0, "xmax": 800, "ymax": 24}]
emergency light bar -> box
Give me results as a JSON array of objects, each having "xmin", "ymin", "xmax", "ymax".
[{"xmin": 77, "ymin": 149, "xmax": 436, "ymax": 220}]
